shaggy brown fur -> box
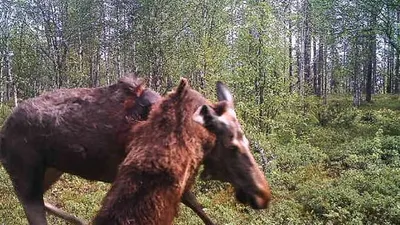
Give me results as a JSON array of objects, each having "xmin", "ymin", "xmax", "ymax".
[
  {"xmin": 0, "ymin": 76, "xmax": 214, "ymax": 225},
  {"xmin": 93, "ymin": 79, "xmax": 272, "ymax": 225},
  {"xmin": 93, "ymin": 79, "xmax": 212, "ymax": 225}
]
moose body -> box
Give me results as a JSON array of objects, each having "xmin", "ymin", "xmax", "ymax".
[
  {"xmin": 0, "ymin": 77, "xmax": 213, "ymax": 225},
  {"xmin": 93, "ymin": 79, "xmax": 272, "ymax": 225}
]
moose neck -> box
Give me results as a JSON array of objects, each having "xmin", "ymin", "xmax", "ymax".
[
  {"xmin": 132, "ymin": 86, "xmax": 215, "ymax": 184},
  {"xmin": 131, "ymin": 86, "xmax": 216, "ymax": 173},
  {"xmin": 92, "ymin": 167, "xmax": 182, "ymax": 225}
]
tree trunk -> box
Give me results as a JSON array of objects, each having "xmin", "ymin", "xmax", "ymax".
[
  {"xmin": 296, "ymin": 28, "xmax": 303, "ymax": 95},
  {"xmin": 0, "ymin": 51, "xmax": 4, "ymax": 103},
  {"xmin": 366, "ymin": 43, "xmax": 373, "ymax": 102},
  {"xmin": 395, "ymin": 51, "xmax": 400, "ymax": 93},
  {"xmin": 5, "ymin": 50, "xmax": 17, "ymax": 106},
  {"xmin": 105, "ymin": 48, "xmax": 110, "ymax": 85},
  {"xmin": 387, "ymin": 45, "xmax": 393, "ymax": 93},
  {"xmin": 395, "ymin": 9, "xmax": 400, "ymax": 93},
  {"xmin": 117, "ymin": 48, "xmax": 122, "ymax": 79},
  {"xmin": 372, "ymin": 36, "xmax": 377, "ymax": 94},
  {"xmin": 289, "ymin": 18, "xmax": 293, "ymax": 93},
  {"xmin": 303, "ymin": 0, "xmax": 312, "ymax": 95},
  {"xmin": 89, "ymin": 54, "xmax": 93, "ymax": 87},
  {"xmin": 366, "ymin": 13, "xmax": 376, "ymax": 102},
  {"xmin": 5, "ymin": 50, "xmax": 11, "ymax": 102},
  {"xmin": 92, "ymin": 45, "xmax": 100, "ymax": 87},
  {"xmin": 78, "ymin": 29, "xmax": 83, "ymax": 74},
  {"xmin": 313, "ymin": 37, "xmax": 317, "ymax": 95},
  {"xmin": 317, "ymin": 40, "xmax": 324, "ymax": 97},
  {"xmin": 353, "ymin": 39, "xmax": 361, "ymax": 107},
  {"xmin": 323, "ymin": 42, "xmax": 328, "ymax": 104}
]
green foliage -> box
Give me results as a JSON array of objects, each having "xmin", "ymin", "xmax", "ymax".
[
  {"xmin": 1, "ymin": 94, "xmax": 400, "ymax": 224},
  {"xmin": 0, "ymin": 104, "xmax": 12, "ymax": 127},
  {"xmin": 296, "ymin": 167, "xmax": 400, "ymax": 225}
]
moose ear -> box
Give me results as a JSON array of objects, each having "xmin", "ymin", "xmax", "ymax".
[
  {"xmin": 176, "ymin": 78, "xmax": 189, "ymax": 96},
  {"xmin": 133, "ymin": 84, "xmax": 145, "ymax": 97},
  {"xmin": 216, "ymin": 81, "xmax": 233, "ymax": 103},
  {"xmin": 119, "ymin": 76, "xmax": 145, "ymax": 97},
  {"xmin": 193, "ymin": 105, "xmax": 215, "ymax": 125}
]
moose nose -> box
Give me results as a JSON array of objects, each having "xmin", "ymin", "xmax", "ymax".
[
  {"xmin": 251, "ymin": 188, "xmax": 272, "ymax": 209},
  {"xmin": 254, "ymin": 168, "xmax": 272, "ymax": 209},
  {"xmin": 235, "ymin": 187, "xmax": 272, "ymax": 209}
]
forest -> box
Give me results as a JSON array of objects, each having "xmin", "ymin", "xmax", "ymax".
[{"xmin": 0, "ymin": 0, "xmax": 400, "ymax": 224}]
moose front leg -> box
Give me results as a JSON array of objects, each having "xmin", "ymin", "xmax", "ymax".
[{"xmin": 181, "ymin": 191, "xmax": 216, "ymax": 225}]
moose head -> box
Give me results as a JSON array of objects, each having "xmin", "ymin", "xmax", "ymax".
[{"xmin": 193, "ymin": 82, "xmax": 272, "ymax": 209}]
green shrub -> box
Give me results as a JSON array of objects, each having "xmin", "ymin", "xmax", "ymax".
[
  {"xmin": 375, "ymin": 108, "xmax": 400, "ymax": 135},
  {"xmin": 311, "ymin": 98, "xmax": 359, "ymax": 128},
  {"xmin": 274, "ymin": 142, "xmax": 327, "ymax": 173},
  {"xmin": 0, "ymin": 104, "xmax": 12, "ymax": 127},
  {"xmin": 295, "ymin": 167, "xmax": 400, "ymax": 225},
  {"xmin": 380, "ymin": 136, "xmax": 400, "ymax": 166}
]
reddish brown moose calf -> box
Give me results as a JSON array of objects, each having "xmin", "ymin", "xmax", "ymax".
[
  {"xmin": 0, "ymin": 76, "xmax": 214, "ymax": 225},
  {"xmin": 93, "ymin": 79, "xmax": 271, "ymax": 225}
]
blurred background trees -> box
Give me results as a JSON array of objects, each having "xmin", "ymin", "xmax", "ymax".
[{"xmin": 0, "ymin": 0, "xmax": 398, "ymax": 105}]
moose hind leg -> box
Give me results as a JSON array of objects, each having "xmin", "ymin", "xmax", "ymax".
[{"xmin": 9, "ymin": 163, "xmax": 47, "ymax": 225}]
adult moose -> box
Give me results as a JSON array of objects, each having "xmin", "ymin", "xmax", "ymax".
[
  {"xmin": 93, "ymin": 79, "xmax": 272, "ymax": 225},
  {"xmin": 0, "ymin": 76, "xmax": 214, "ymax": 225}
]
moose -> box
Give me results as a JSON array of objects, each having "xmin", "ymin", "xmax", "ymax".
[
  {"xmin": 0, "ymin": 76, "xmax": 215, "ymax": 225},
  {"xmin": 92, "ymin": 79, "xmax": 272, "ymax": 225}
]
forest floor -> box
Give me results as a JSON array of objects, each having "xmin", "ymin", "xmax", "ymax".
[{"xmin": 0, "ymin": 94, "xmax": 399, "ymax": 225}]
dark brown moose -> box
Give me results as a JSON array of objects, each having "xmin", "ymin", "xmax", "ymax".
[
  {"xmin": 92, "ymin": 79, "xmax": 272, "ymax": 225},
  {"xmin": 0, "ymin": 77, "xmax": 214, "ymax": 225}
]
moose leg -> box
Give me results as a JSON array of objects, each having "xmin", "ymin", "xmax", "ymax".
[
  {"xmin": 44, "ymin": 202, "xmax": 88, "ymax": 225},
  {"xmin": 43, "ymin": 168, "xmax": 88, "ymax": 225},
  {"xmin": 43, "ymin": 168, "xmax": 63, "ymax": 191},
  {"xmin": 9, "ymin": 164, "xmax": 47, "ymax": 225},
  {"xmin": 181, "ymin": 191, "xmax": 216, "ymax": 225}
]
